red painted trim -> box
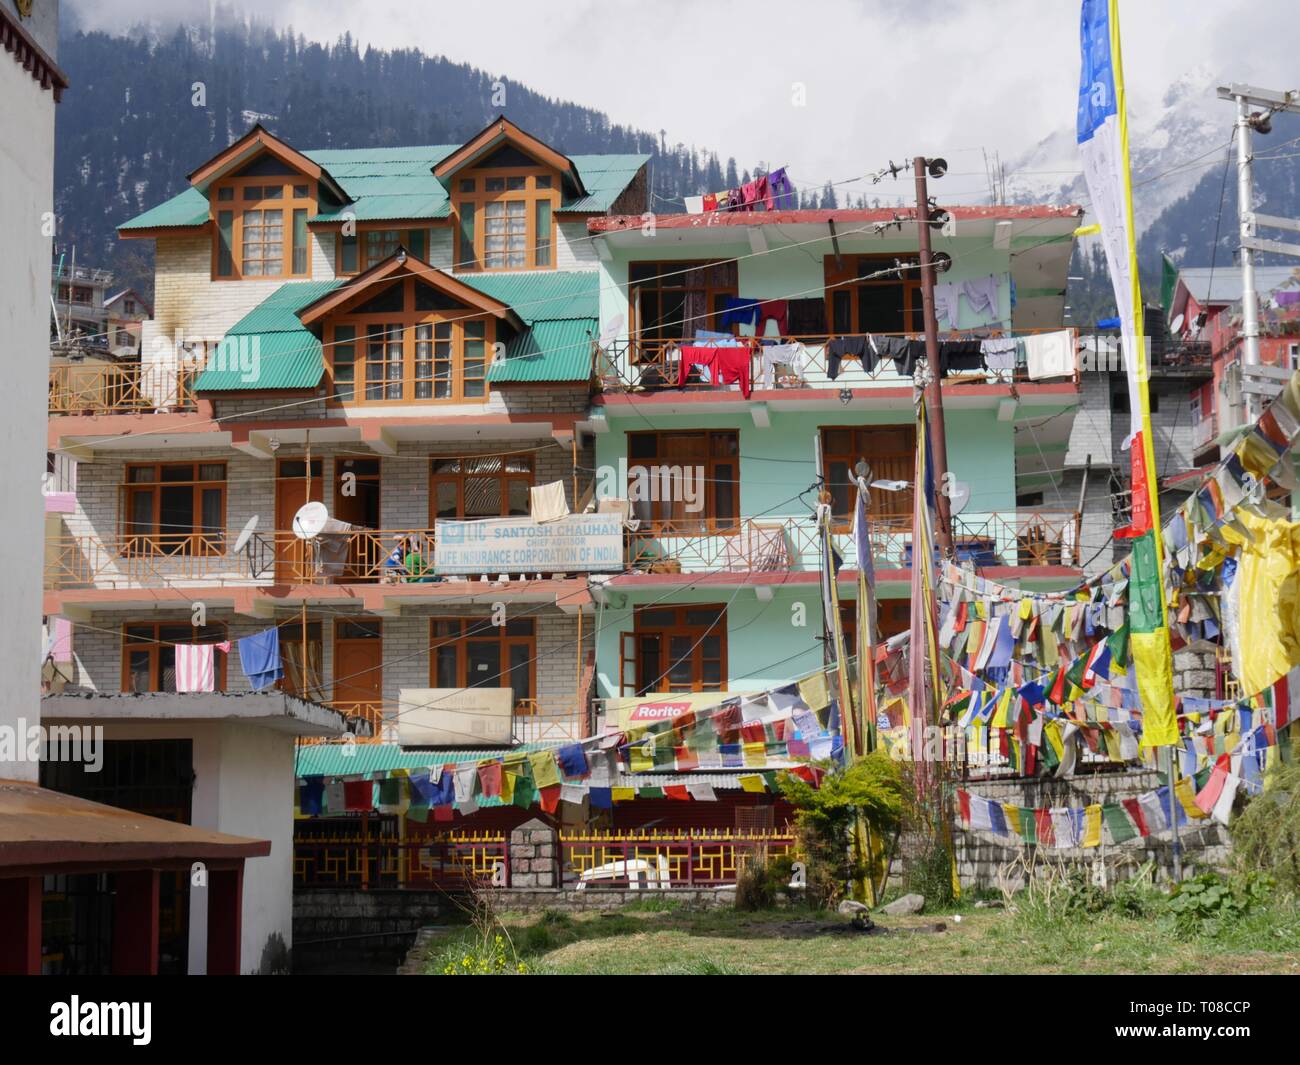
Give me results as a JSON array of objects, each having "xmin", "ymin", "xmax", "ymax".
[
  {"xmin": 50, "ymin": 410, "xmax": 583, "ymax": 448},
  {"xmin": 111, "ymin": 869, "xmax": 160, "ymax": 975},
  {"xmin": 0, "ymin": 877, "xmax": 41, "ymax": 975},
  {"xmin": 607, "ymin": 565, "xmax": 1080, "ymax": 588},
  {"xmin": 594, "ymin": 381, "xmax": 1079, "ymax": 408},
  {"xmin": 589, "ymin": 204, "xmax": 1083, "ymax": 234},
  {"xmin": 45, "ymin": 578, "xmax": 594, "ymax": 617},
  {"xmin": 206, "ymin": 866, "xmax": 244, "ymax": 975}
]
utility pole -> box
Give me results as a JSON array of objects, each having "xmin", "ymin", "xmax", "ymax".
[
  {"xmin": 913, "ymin": 156, "xmax": 954, "ymax": 556},
  {"xmin": 1218, "ymin": 84, "xmax": 1300, "ymax": 421}
]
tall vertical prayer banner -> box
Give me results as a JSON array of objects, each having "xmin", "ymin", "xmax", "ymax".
[{"xmin": 1077, "ymin": 0, "xmax": 1177, "ymax": 747}]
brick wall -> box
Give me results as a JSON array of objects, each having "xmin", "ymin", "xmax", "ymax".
[
  {"xmin": 60, "ymin": 434, "xmax": 593, "ymax": 590},
  {"xmin": 68, "ymin": 604, "xmax": 592, "ymax": 730}
]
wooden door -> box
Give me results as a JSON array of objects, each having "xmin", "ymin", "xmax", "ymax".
[
  {"xmin": 274, "ymin": 459, "xmax": 323, "ymax": 582},
  {"xmin": 333, "ymin": 619, "xmax": 382, "ymax": 731}
]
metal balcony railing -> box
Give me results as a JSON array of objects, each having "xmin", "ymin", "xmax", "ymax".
[
  {"xmin": 46, "ymin": 511, "xmax": 1084, "ymax": 592},
  {"xmin": 594, "ymin": 330, "xmax": 1080, "ymax": 393},
  {"xmin": 624, "ymin": 510, "xmax": 1082, "ymax": 574}
]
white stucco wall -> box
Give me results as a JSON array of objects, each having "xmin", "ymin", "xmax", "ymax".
[
  {"xmin": 0, "ymin": 20, "xmax": 58, "ymax": 781},
  {"xmin": 79, "ymin": 720, "xmax": 295, "ymax": 974}
]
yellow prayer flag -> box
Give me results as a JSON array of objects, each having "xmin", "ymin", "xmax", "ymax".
[
  {"xmin": 528, "ymin": 750, "xmax": 561, "ymax": 789},
  {"xmin": 1174, "ymin": 775, "xmax": 1208, "ymax": 819},
  {"xmin": 742, "ymin": 740, "xmax": 767, "ymax": 767},
  {"xmin": 611, "ymin": 787, "xmax": 636, "ymax": 803},
  {"xmin": 1003, "ymin": 803, "xmax": 1021, "ymax": 837},
  {"xmin": 739, "ymin": 774, "xmax": 766, "ymax": 793},
  {"xmin": 798, "ymin": 672, "xmax": 830, "ymax": 712},
  {"xmin": 1082, "ymin": 804, "xmax": 1102, "ymax": 848}
]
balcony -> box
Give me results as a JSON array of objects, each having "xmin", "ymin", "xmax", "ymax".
[
  {"xmin": 46, "ymin": 511, "xmax": 1083, "ymax": 594},
  {"xmin": 300, "ymin": 697, "xmax": 589, "ymax": 748},
  {"xmin": 624, "ymin": 510, "xmax": 1082, "ymax": 575},
  {"xmin": 49, "ymin": 362, "xmax": 203, "ymax": 416},
  {"xmin": 594, "ymin": 332, "xmax": 1078, "ymax": 395}
]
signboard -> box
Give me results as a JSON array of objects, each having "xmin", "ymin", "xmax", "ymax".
[
  {"xmin": 398, "ymin": 687, "xmax": 513, "ymax": 747},
  {"xmin": 603, "ymin": 691, "xmax": 754, "ymax": 731},
  {"xmin": 434, "ymin": 514, "xmax": 624, "ymax": 575}
]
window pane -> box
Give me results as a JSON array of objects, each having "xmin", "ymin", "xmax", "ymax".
[
  {"xmin": 292, "ymin": 208, "xmax": 308, "ymax": 274},
  {"xmin": 340, "ymin": 234, "xmax": 358, "ymax": 274},
  {"xmin": 535, "ymin": 199, "xmax": 552, "ymax": 267},
  {"xmin": 217, "ymin": 211, "xmax": 234, "ymax": 276},
  {"xmin": 508, "ymin": 644, "xmax": 531, "ymax": 701},
  {"xmin": 458, "ymin": 201, "xmax": 476, "ymax": 270}
]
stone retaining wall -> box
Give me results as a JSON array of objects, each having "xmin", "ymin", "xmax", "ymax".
[{"xmin": 951, "ymin": 770, "xmax": 1231, "ymax": 891}]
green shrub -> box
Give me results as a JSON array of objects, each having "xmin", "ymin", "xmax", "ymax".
[
  {"xmin": 778, "ymin": 752, "xmax": 906, "ymax": 908},
  {"xmin": 1157, "ymin": 871, "xmax": 1273, "ymax": 938},
  {"xmin": 1231, "ymin": 758, "xmax": 1300, "ymax": 892}
]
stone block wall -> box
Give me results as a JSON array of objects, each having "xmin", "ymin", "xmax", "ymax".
[{"xmin": 951, "ymin": 770, "xmax": 1231, "ymax": 891}]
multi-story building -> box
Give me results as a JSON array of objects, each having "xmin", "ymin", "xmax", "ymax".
[
  {"xmin": 49, "ymin": 118, "xmax": 649, "ymax": 752},
  {"xmin": 1165, "ymin": 264, "xmax": 1300, "ymax": 464},
  {"xmin": 48, "ymin": 117, "xmax": 1087, "ymax": 852},
  {"xmin": 586, "ymin": 204, "xmax": 1085, "ymax": 725}
]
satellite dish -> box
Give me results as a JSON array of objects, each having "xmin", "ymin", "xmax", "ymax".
[
  {"xmin": 292, "ymin": 501, "xmax": 328, "ymax": 540},
  {"xmin": 1170, "ymin": 313, "xmax": 1185, "ymax": 334},
  {"xmin": 948, "ymin": 480, "xmax": 972, "ymax": 515},
  {"xmin": 927, "ymin": 157, "xmax": 948, "ymax": 179},
  {"xmin": 932, "ymin": 252, "xmax": 953, "ymax": 274},
  {"xmin": 233, "ymin": 515, "xmax": 260, "ymax": 553},
  {"xmin": 598, "ymin": 314, "xmax": 625, "ymax": 347},
  {"xmin": 871, "ymin": 479, "xmax": 910, "ymax": 492}
]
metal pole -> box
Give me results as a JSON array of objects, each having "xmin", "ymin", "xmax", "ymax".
[
  {"xmin": 1235, "ymin": 94, "xmax": 1262, "ymax": 423},
  {"xmin": 1165, "ymin": 745, "xmax": 1182, "ymax": 883},
  {"xmin": 913, "ymin": 157, "xmax": 954, "ymax": 557}
]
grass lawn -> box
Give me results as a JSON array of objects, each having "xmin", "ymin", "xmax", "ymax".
[{"xmin": 417, "ymin": 898, "xmax": 1300, "ymax": 976}]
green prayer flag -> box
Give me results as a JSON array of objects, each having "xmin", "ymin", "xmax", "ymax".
[{"xmin": 1102, "ymin": 802, "xmax": 1137, "ymax": 844}]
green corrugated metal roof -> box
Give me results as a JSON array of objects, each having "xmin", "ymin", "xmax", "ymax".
[
  {"xmin": 118, "ymin": 186, "xmax": 210, "ymax": 231},
  {"xmin": 490, "ymin": 318, "xmax": 596, "ymax": 383},
  {"xmin": 193, "ymin": 280, "xmax": 341, "ymax": 392},
  {"xmin": 193, "ymin": 271, "xmax": 599, "ymax": 393},
  {"xmin": 295, "ymin": 741, "xmax": 561, "ymax": 779},
  {"xmin": 121, "ymin": 146, "xmax": 648, "ymax": 230},
  {"xmin": 562, "ymin": 154, "xmax": 648, "ymax": 212},
  {"xmin": 463, "ymin": 270, "xmax": 598, "ymax": 323}
]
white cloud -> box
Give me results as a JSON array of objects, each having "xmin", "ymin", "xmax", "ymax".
[{"xmin": 69, "ymin": 0, "xmax": 1297, "ymax": 204}]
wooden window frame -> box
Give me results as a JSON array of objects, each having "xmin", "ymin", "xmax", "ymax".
[
  {"xmin": 628, "ymin": 259, "xmax": 739, "ymax": 343},
  {"xmin": 625, "ymin": 429, "xmax": 740, "ymax": 532},
  {"xmin": 631, "ymin": 604, "xmax": 728, "ymax": 694},
  {"xmin": 325, "ymin": 277, "xmax": 496, "ymax": 406},
  {"xmin": 209, "ymin": 175, "xmax": 315, "ymax": 281},
  {"xmin": 428, "ymin": 616, "xmax": 537, "ymax": 710},
  {"xmin": 819, "ymin": 426, "xmax": 915, "ymax": 528},
  {"xmin": 451, "ymin": 165, "xmax": 560, "ymax": 272},
  {"xmin": 334, "ymin": 226, "xmax": 433, "ymax": 276},
  {"xmin": 823, "ymin": 254, "xmax": 922, "ymax": 335},
  {"xmin": 429, "ymin": 453, "xmax": 535, "ymax": 523},
  {"xmin": 121, "ymin": 621, "xmax": 229, "ymax": 693},
  {"xmin": 120, "ymin": 461, "xmax": 228, "ymax": 556}
]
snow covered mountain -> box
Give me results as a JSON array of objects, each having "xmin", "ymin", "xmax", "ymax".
[{"xmin": 1005, "ymin": 65, "xmax": 1230, "ymax": 233}]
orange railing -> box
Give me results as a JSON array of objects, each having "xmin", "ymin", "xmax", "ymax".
[
  {"xmin": 595, "ymin": 330, "xmax": 1080, "ymax": 393},
  {"xmin": 49, "ymin": 361, "xmax": 204, "ymax": 415}
]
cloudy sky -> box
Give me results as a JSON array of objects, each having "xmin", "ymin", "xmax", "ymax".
[{"xmin": 71, "ymin": 0, "xmax": 1295, "ymax": 204}]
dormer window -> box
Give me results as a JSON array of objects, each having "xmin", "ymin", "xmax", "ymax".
[
  {"xmin": 452, "ymin": 167, "xmax": 558, "ymax": 272},
  {"xmin": 211, "ymin": 177, "xmax": 315, "ymax": 280},
  {"xmin": 298, "ymin": 255, "xmax": 521, "ymax": 407}
]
